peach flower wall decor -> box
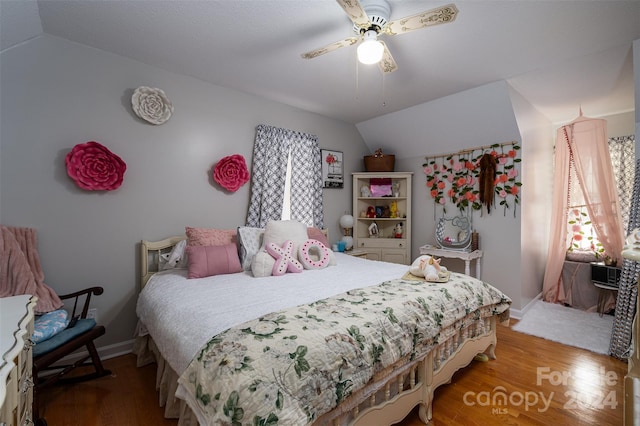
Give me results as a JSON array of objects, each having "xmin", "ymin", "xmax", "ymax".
[
  {"xmin": 213, "ymin": 154, "xmax": 250, "ymax": 192},
  {"xmin": 65, "ymin": 141, "xmax": 126, "ymax": 191},
  {"xmin": 423, "ymin": 142, "xmax": 521, "ymax": 216}
]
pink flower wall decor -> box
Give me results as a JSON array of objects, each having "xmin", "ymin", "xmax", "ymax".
[
  {"xmin": 213, "ymin": 154, "xmax": 250, "ymax": 192},
  {"xmin": 65, "ymin": 141, "xmax": 126, "ymax": 191},
  {"xmin": 423, "ymin": 142, "xmax": 522, "ymax": 216}
]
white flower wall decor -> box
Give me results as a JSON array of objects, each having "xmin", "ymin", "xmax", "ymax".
[{"xmin": 131, "ymin": 86, "xmax": 174, "ymax": 125}]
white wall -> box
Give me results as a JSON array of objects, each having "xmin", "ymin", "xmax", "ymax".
[
  {"xmin": 356, "ymin": 81, "xmax": 522, "ymax": 160},
  {"xmin": 391, "ymin": 81, "xmax": 524, "ymax": 310},
  {"xmin": 0, "ymin": 35, "xmax": 369, "ymax": 350},
  {"xmin": 508, "ymin": 86, "xmax": 554, "ymax": 310}
]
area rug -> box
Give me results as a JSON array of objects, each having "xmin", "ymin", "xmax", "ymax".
[{"xmin": 512, "ymin": 299, "xmax": 614, "ymax": 355}]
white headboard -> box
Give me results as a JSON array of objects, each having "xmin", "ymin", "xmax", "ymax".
[
  {"xmin": 139, "ymin": 227, "xmax": 329, "ymax": 290},
  {"xmin": 140, "ymin": 236, "xmax": 186, "ymax": 289}
]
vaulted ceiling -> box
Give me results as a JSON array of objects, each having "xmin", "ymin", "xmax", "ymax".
[{"xmin": 1, "ymin": 1, "xmax": 639, "ymax": 126}]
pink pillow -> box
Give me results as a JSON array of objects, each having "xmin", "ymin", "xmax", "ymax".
[
  {"xmin": 186, "ymin": 244, "xmax": 242, "ymax": 279},
  {"xmin": 307, "ymin": 227, "xmax": 329, "ymax": 248},
  {"xmin": 185, "ymin": 227, "xmax": 237, "ymax": 246}
]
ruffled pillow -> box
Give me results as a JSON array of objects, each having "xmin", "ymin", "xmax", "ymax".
[{"xmin": 185, "ymin": 227, "xmax": 237, "ymax": 246}]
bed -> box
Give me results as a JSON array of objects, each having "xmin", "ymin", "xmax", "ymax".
[{"xmin": 134, "ymin": 226, "xmax": 511, "ymax": 426}]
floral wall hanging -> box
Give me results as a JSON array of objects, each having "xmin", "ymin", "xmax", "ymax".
[
  {"xmin": 65, "ymin": 141, "xmax": 126, "ymax": 191},
  {"xmin": 423, "ymin": 142, "xmax": 522, "ymax": 216},
  {"xmin": 213, "ymin": 154, "xmax": 250, "ymax": 192},
  {"xmin": 131, "ymin": 86, "xmax": 173, "ymax": 125}
]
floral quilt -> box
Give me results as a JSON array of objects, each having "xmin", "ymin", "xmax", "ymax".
[{"xmin": 177, "ymin": 273, "xmax": 511, "ymax": 425}]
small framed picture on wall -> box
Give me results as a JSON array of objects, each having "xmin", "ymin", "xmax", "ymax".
[{"xmin": 322, "ymin": 149, "xmax": 344, "ymax": 189}]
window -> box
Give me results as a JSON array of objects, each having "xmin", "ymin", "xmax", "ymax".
[{"xmin": 566, "ymin": 135, "xmax": 635, "ymax": 258}]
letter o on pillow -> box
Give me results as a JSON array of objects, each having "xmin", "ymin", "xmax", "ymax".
[{"xmin": 299, "ymin": 239, "xmax": 330, "ymax": 269}]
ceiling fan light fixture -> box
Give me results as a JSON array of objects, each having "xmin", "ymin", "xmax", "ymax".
[{"xmin": 357, "ymin": 30, "xmax": 384, "ymax": 64}]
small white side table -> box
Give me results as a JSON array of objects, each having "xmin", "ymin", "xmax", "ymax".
[{"xmin": 419, "ymin": 245, "xmax": 483, "ymax": 279}]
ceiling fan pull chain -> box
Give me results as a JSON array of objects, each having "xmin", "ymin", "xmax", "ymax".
[
  {"xmin": 355, "ymin": 56, "xmax": 360, "ymax": 101},
  {"xmin": 381, "ymin": 71, "xmax": 386, "ymax": 107}
]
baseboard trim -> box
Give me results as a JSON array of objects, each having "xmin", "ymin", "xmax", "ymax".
[{"xmin": 509, "ymin": 293, "xmax": 543, "ymax": 320}]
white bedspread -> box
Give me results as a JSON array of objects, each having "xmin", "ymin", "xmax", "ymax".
[{"xmin": 136, "ymin": 253, "xmax": 410, "ymax": 375}]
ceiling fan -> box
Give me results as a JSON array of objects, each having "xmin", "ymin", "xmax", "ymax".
[{"xmin": 301, "ymin": 0, "xmax": 458, "ymax": 74}]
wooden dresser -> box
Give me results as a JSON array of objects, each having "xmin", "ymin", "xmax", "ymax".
[{"xmin": 1, "ymin": 295, "xmax": 36, "ymax": 426}]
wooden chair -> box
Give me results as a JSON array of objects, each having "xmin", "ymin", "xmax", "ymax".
[{"xmin": 32, "ymin": 286, "xmax": 111, "ymax": 426}]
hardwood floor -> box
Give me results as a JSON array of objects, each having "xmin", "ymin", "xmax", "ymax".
[{"xmin": 38, "ymin": 321, "xmax": 627, "ymax": 425}]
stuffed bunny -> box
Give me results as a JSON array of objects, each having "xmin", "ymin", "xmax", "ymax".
[{"xmin": 409, "ymin": 255, "xmax": 447, "ymax": 281}]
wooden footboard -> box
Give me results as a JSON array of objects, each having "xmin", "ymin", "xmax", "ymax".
[{"xmin": 316, "ymin": 316, "xmax": 500, "ymax": 426}]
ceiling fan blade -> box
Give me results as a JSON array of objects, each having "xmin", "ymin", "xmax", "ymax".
[
  {"xmin": 384, "ymin": 3, "xmax": 459, "ymax": 36},
  {"xmin": 301, "ymin": 37, "xmax": 359, "ymax": 59},
  {"xmin": 336, "ymin": 0, "xmax": 371, "ymax": 30},
  {"xmin": 378, "ymin": 41, "xmax": 397, "ymax": 74}
]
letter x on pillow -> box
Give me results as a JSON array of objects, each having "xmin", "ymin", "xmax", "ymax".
[{"xmin": 266, "ymin": 240, "xmax": 303, "ymax": 276}]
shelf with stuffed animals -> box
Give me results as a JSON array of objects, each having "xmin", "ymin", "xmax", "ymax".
[{"xmin": 352, "ymin": 172, "xmax": 413, "ymax": 265}]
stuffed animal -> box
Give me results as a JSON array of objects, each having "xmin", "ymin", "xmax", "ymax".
[
  {"xmin": 393, "ymin": 222, "xmax": 403, "ymax": 238},
  {"xmin": 389, "ymin": 200, "xmax": 398, "ymax": 218},
  {"xmin": 423, "ymin": 257, "xmax": 441, "ymax": 281},
  {"xmin": 361, "ymin": 186, "xmax": 371, "ymax": 197},
  {"xmin": 409, "ymin": 255, "xmax": 447, "ymax": 281},
  {"xmin": 366, "ymin": 206, "xmax": 376, "ymax": 218}
]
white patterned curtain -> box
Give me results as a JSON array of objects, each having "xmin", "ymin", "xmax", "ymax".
[
  {"xmin": 608, "ymin": 135, "xmax": 635, "ymax": 232},
  {"xmin": 246, "ymin": 124, "xmax": 324, "ymax": 228},
  {"xmin": 608, "ymin": 134, "xmax": 636, "ymax": 359}
]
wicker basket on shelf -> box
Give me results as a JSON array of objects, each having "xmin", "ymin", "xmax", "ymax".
[{"xmin": 364, "ymin": 148, "xmax": 395, "ymax": 172}]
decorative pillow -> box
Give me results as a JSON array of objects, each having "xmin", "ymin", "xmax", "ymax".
[
  {"xmin": 252, "ymin": 250, "xmax": 275, "ymax": 278},
  {"xmin": 186, "ymin": 244, "xmax": 242, "ymax": 279},
  {"xmin": 237, "ymin": 226, "xmax": 265, "ymax": 271},
  {"xmin": 185, "ymin": 227, "xmax": 237, "ymax": 246},
  {"xmin": 298, "ymin": 239, "xmax": 331, "ymax": 270},
  {"xmin": 160, "ymin": 239, "xmax": 188, "ymax": 270},
  {"xmin": 266, "ymin": 240, "xmax": 304, "ymax": 276},
  {"xmin": 262, "ymin": 220, "xmax": 309, "ymax": 254},
  {"xmin": 565, "ymin": 250, "xmax": 598, "ymax": 263},
  {"xmin": 32, "ymin": 309, "xmax": 70, "ymax": 343},
  {"xmin": 307, "ymin": 227, "xmax": 330, "ymax": 248}
]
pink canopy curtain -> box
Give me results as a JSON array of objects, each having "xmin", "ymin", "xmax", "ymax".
[{"xmin": 542, "ymin": 113, "xmax": 625, "ymax": 303}]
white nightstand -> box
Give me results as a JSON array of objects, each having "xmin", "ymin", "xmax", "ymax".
[{"xmin": 419, "ymin": 245, "xmax": 483, "ymax": 279}]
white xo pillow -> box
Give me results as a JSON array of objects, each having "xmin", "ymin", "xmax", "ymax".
[{"xmin": 252, "ymin": 220, "xmax": 308, "ymax": 277}]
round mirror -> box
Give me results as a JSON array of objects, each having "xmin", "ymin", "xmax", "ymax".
[{"xmin": 436, "ymin": 216, "xmax": 471, "ymax": 251}]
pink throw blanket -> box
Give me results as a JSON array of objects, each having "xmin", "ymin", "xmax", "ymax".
[{"xmin": 0, "ymin": 225, "xmax": 62, "ymax": 313}]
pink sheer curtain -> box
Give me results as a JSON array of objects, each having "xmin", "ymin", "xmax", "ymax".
[{"xmin": 542, "ymin": 113, "xmax": 625, "ymax": 303}]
